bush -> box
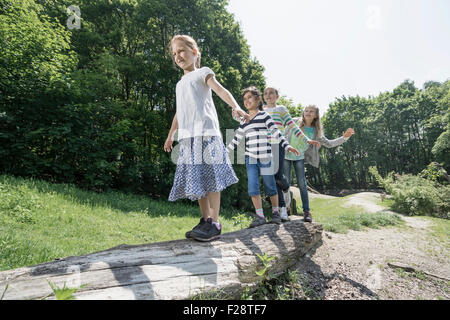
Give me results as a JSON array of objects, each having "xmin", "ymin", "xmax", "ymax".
[
  {"xmin": 369, "ymin": 166, "xmax": 449, "ymax": 219},
  {"xmin": 419, "ymin": 162, "xmax": 450, "ymax": 185},
  {"xmin": 0, "ymin": 179, "xmax": 42, "ymax": 224}
]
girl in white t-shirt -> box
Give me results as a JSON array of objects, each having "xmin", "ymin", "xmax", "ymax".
[{"xmin": 164, "ymin": 35, "xmax": 249, "ymax": 242}]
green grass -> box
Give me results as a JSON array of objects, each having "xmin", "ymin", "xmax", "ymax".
[
  {"xmin": 380, "ymin": 198, "xmax": 450, "ymax": 251},
  {"xmin": 0, "ymin": 174, "xmax": 251, "ymax": 271},
  {"xmin": 306, "ymin": 195, "xmax": 404, "ymax": 234},
  {"xmin": 3, "ymin": 174, "xmax": 447, "ymax": 303},
  {"xmin": 0, "ymin": 174, "xmax": 424, "ymax": 273},
  {"xmin": 423, "ymin": 216, "xmax": 450, "ymax": 247}
]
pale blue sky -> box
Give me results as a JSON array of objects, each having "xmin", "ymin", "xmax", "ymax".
[{"xmin": 227, "ymin": 0, "xmax": 450, "ymax": 115}]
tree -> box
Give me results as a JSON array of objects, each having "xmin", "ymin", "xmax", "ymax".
[
  {"xmin": 431, "ymin": 82, "xmax": 450, "ymax": 170},
  {"xmin": 1, "ymin": 0, "xmax": 266, "ymax": 211},
  {"xmin": 0, "ymin": 0, "xmax": 77, "ymax": 176},
  {"xmin": 277, "ymin": 96, "xmax": 303, "ymax": 118},
  {"xmin": 314, "ymin": 79, "xmax": 449, "ymax": 191}
]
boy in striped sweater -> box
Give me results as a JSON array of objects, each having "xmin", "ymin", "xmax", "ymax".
[{"xmin": 227, "ymin": 87, "xmax": 318, "ymax": 227}]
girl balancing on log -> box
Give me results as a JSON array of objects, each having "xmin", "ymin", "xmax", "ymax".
[
  {"xmin": 227, "ymin": 86, "xmax": 319, "ymax": 227},
  {"xmin": 164, "ymin": 35, "xmax": 250, "ymax": 242},
  {"xmin": 283, "ymin": 105, "xmax": 355, "ymax": 222}
]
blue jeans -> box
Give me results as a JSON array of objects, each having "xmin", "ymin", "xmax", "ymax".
[
  {"xmin": 283, "ymin": 159, "xmax": 310, "ymax": 212},
  {"xmin": 245, "ymin": 156, "xmax": 278, "ymax": 197}
]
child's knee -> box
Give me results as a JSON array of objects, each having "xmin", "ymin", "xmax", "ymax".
[
  {"xmin": 262, "ymin": 176, "xmax": 278, "ymax": 196},
  {"xmin": 248, "ymin": 190, "xmax": 260, "ymax": 197},
  {"xmin": 298, "ymin": 180, "xmax": 308, "ymax": 192},
  {"xmin": 266, "ymin": 190, "xmax": 278, "ymax": 198}
]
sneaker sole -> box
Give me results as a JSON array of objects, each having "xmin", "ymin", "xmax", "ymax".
[
  {"xmin": 191, "ymin": 234, "xmax": 221, "ymax": 242},
  {"xmin": 249, "ymin": 218, "xmax": 267, "ymax": 228},
  {"xmin": 186, "ymin": 221, "xmax": 207, "ymax": 239},
  {"xmin": 248, "ymin": 223, "xmax": 266, "ymax": 228}
]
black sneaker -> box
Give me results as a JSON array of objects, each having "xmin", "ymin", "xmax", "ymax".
[
  {"xmin": 275, "ymin": 174, "xmax": 290, "ymax": 192},
  {"xmin": 249, "ymin": 214, "xmax": 267, "ymax": 228},
  {"xmin": 304, "ymin": 211, "xmax": 313, "ymax": 223},
  {"xmin": 185, "ymin": 218, "xmax": 206, "ymax": 239},
  {"xmin": 191, "ymin": 218, "xmax": 221, "ymax": 242},
  {"xmin": 271, "ymin": 211, "xmax": 282, "ymax": 224}
]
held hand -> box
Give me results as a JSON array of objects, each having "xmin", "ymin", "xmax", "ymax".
[
  {"xmin": 164, "ymin": 136, "xmax": 174, "ymax": 152},
  {"xmin": 235, "ymin": 108, "xmax": 250, "ymax": 123},
  {"xmin": 307, "ymin": 139, "xmax": 321, "ymax": 148},
  {"xmin": 287, "ymin": 146, "xmax": 300, "ymax": 156},
  {"xmin": 343, "ymin": 128, "xmax": 355, "ymax": 138}
]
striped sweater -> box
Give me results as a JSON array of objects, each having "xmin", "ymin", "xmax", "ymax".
[
  {"xmin": 227, "ymin": 111, "xmax": 290, "ymax": 159},
  {"xmin": 234, "ymin": 105, "xmax": 310, "ymax": 150}
]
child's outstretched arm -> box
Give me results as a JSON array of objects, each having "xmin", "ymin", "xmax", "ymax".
[
  {"xmin": 206, "ymin": 74, "xmax": 250, "ymax": 123},
  {"xmin": 317, "ymin": 128, "xmax": 355, "ymax": 149},
  {"xmin": 265, "ymin": 116, "xmax": 300, "ymax": 155},
  {"xmin": 226, "ymin": 125, "xmax": 245, "ymax": 154},
  {"xmin": 307, "ymin": 139, "xmax": 321, "ymax": 148},
  {"xmin": 343, "ymin": 128, "xmax": 355, "ymax": 138},
  {"xmin": 286, "ymin": 146, "xmax": 300, "ymax": 156},
  {"xmin": 164, "ymin": 112, "xmax": 178, "ymax": 152},
  {"xmin": 232, "ymin": 109, "xmax": 241, "ymax": 123}
]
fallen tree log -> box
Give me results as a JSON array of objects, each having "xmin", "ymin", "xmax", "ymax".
[{"xmin": 0, "ymin": 216, "xmax": 322, "ymax": 300}]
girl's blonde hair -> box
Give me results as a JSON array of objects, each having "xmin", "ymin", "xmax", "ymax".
[
  {"xmin": 169, "ymin": 34, "xmax": 201, "ymax": 68},
  {"xmin": 298, "ymin": 105, "xmax": 323, "ymax": 138}
]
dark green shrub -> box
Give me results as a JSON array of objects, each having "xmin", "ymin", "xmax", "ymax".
[
  {"xmin": 369, "ymin": 166, "xmax": 449, "ymax": 219},
  {"xmin": 419, "ymin": 162, "xmax": 450, "ymax": 185}
]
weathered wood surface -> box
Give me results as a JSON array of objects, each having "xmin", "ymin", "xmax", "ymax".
[{"xmin": 0, "ymin": 216, "xmax": 322, "ymax": 300}]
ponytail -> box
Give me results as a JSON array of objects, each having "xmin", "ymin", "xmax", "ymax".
[
  {"xmin": 257, "ymin": 101, "xmax": 264, "ymax": 111},
  {"xmin": 195, "ymin": 51, "xmax": 201, "ymax": 68}
]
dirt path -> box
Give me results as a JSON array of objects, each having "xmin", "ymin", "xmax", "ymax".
[{"xmin": 290, "ymin": 188, "xmax": 450, "ymax": 300}]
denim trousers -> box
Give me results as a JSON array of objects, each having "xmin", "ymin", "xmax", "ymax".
[
  {"xmin": 283, "ymin": 158, "xmax": 310, "ymax": 212},
  {"xmin": 245, "ymin": 156, "xmax": 278, "ymax": 197}
]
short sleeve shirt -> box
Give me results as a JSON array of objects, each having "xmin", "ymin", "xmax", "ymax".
[{"xmin": 175, "ymin": 67, "xmax": 222, "ymax": 140}]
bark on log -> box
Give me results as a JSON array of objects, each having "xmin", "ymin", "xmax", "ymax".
[{"xmin": 0, "ymin": 216, "xmax": 322, "ymax": 300}]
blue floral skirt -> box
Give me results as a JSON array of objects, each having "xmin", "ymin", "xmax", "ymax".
[{"xmin": 168, "ymin": 136, "xmax": 238, "ymax": 201}]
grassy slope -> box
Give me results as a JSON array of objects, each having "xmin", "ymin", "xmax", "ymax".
[
  {"xmin": 0, "ymin": 175, "xmax": 250, "ymax": 271},
  {"xmin": 0, "ymin": 175, "xmax": 426, "ymax": 272},
  {"xmin": 308, "ymin": 196, "xmax": 403, "ymax": 234}
]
